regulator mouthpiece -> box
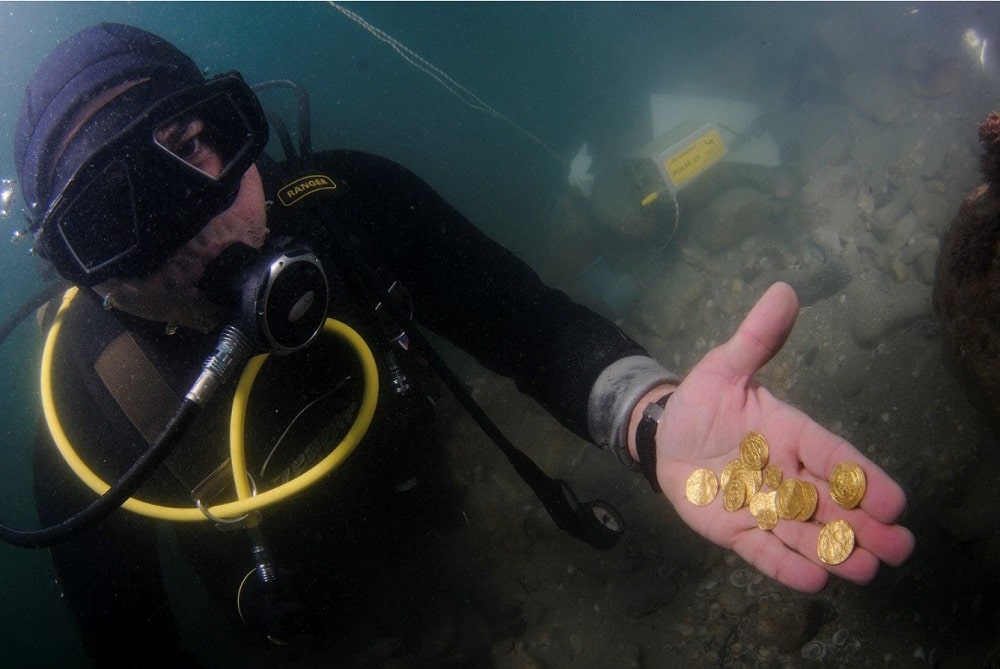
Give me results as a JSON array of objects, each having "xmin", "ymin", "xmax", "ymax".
[{"xmin": 203, "ymin": 240, "xmax": 329, "ymax": 355}]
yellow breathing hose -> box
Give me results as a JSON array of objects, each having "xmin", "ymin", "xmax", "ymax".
[{"xmin": 41, "ymin": 287, "xmax": 379, "ymax": 522}]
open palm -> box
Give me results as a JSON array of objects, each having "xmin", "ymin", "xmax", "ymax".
[{"xmin": 654, "ymin": 282, "xmax": 915, "ymax": 593}]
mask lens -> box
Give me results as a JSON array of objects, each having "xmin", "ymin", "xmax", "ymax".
[
  {"xmin": 57, "ymin": 160, "xmax": 139, "ymax": 272},
  {"xmin": 153, "ymin": 92, "xmax": 256, "ymax": 180}
]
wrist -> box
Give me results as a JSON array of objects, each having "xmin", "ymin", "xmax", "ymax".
[
  {"xmin": 627, "ymin": 384, "xmax": 677, "ymax": 461},
  {"xmin": 586, "ymin": 356, "xmax": 680, "ymax": 467}
]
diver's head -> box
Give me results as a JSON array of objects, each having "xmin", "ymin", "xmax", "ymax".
[{"xmin": 14, "ymin": 23, "xmax": 269, "ymax": 287}]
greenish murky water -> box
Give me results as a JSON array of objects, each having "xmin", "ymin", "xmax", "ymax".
[{"xmin": 2, "ymin": 3, "xmax": 999, "ymax": 666}]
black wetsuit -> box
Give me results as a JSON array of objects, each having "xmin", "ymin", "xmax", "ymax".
[{"xmin": 33, "ymin": 151, "xmax": 646, "ymax": 666}]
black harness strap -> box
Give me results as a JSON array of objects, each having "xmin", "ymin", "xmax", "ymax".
[
  {"xmin": 95, "ymin": 331, "xmax": 178, "ymax": 446},
  {"xmin": 92, "ymin": 330, "xmax": 229, "ymax": 497}
]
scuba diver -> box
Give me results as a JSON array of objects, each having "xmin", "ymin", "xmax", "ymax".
[{"xmin": 4, "ymin": 23, "xmax": 914, "ymax": 667}]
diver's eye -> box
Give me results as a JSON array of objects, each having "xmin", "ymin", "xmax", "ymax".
[
  {"xmin": 155, "ymin": 118, "xmax": 223, "ymax": 177},
  {"xmin": 176, "ymin": 135, "xmax": 202, "ymax": 161}
]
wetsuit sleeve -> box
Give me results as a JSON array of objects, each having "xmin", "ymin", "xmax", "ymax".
[{"xmin": 326, "ymin": 152, "xmax": 673, "ymax": 444}]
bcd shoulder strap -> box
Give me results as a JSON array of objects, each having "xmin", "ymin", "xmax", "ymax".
[{"xmin": 51, "ymin": 293, "xmax": 231, "ymax": 501}]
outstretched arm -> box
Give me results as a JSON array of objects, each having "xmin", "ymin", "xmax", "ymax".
[{"xmin": 627, "ymin": 281, "xmax": 914, "ymax": 593}]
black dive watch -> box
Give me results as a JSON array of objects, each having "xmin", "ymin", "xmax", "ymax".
[{"xmin": 636, "ymin": 392, "xmax": 673, "ymax": 493}]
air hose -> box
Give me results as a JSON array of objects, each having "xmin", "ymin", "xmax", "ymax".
[{"xmin": 0, "ymin": 286, "xmax": 378, "ymax": 547}]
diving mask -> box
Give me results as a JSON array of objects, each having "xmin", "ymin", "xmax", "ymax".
[{"xmin": 34, "ymin": 73, "xmax": 269, "ymax": 286}]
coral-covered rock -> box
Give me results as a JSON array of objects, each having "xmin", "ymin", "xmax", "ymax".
[
  {"xmin": 978, "ymin": 112, "xmax": 1000, "ymax": 185},
  {"xmin": 932, "ymin": 113, "xmax": 1000, "ymax": 433}
]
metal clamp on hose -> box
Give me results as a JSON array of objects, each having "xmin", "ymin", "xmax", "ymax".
[{"xmin": 188, "ymin": 325, "xmax": 254, "ymax": 406}]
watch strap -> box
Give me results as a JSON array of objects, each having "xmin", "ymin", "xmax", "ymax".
[{"xmin": 636, "ymin": 392, "xmax": 672, "ymax": 493}]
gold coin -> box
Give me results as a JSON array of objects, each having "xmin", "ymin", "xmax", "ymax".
[
  {"xmin": 723, "ymin": 478, "xmax": 747, "ymax": 512},
  {"xmin": 817, "ymin": 519, "xmax": 855, "ymax": 565},
  {"xmin": 734, "ymin": 468, "xmax": 762, "ymax": 499},
  {"xmin": 796, "ymin": 482, "xmax": 819, "ymax": 522},
  {"xmin": 755, "ymin": 508, "xmax": 778, "ymax": 531},
  {"xmin": 740, "ymin": 431, "xmax": 769, "ymax": 470},
  {"xmin": 829, "ymin": 462, "xmax": 867, "ymax": 509},
  {"xmin": 775, "ymin": 479, "xmax": 805, "ymax": 520},
  {"xmin": 748, "ymin": 490, "xmax": 776, "ymax": 518},
  {"xmin": 719, "ymin": 459, "xmax": 744, "ymax": 490},
  {"xmin": 763, "ymin": 463, "xmax": 783, "ymax": 489},
  {"xmin": 685, "ymin": 468, "xmax": 719, "ymax": 506}
]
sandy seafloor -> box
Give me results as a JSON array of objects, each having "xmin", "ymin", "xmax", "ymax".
[{"xmin": 1, "ymin": 3, "xmax": 1000, "ymax": 667}]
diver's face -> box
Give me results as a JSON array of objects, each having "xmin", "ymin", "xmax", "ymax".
[
  {"xmin": 204, "ymin": 163, "xmax": 268, "ymax": 252},
  {"xmin": 93, "ymin": 165, "xmax": 268, "ymax": 331},
  {"xmin": 45, "ymin": 75, "xmax": 268, "ymax": 290},
  {"xmin": 68, "ymin": 79, "xmax": 271, "ymax": 330}
]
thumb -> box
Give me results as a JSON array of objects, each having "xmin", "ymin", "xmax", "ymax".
[{"xmin": 718, "ymin": 282, "xmax": 799, "ymax": 378}]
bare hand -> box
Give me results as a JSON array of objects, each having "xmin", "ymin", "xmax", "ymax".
[{"xmin": 654, "ymin": 282, "xmax": 914, "ymax": 593}]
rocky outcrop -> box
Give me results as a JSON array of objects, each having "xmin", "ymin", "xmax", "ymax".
[{"xmin": 933, "ymin": 112, "xmax": 1000, "ymax": 433}]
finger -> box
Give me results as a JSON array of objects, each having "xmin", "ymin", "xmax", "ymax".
[
  {"xmin": 716, "ymin": 282, "xmax": 800, "ymax": 379},
  {"xmin": 845, "ymin": 507, "xmax": 915, "ymax": 568},
  {"xmin": 770, "ymin": 518, "xmax": 883, "ymax": 585},
  {"xmin": 713, "ymin": 410, "xmax": 913, "ymax": 573},
  {"xmin": 731, "ymin": 528, "xmax": 829, "ymax": 593},
  {"xmin": 792, "ymin": 414, "xmax": 909, "ymax": 526},
  {"xmin": 708, "ymin": 484, "xmax": 904, "ymax": 591},
  {"xmin": 758, "ymin": 416, "xmax": 914, "ymax": 566},
  {"xmin": 678, "ymin": 500, "xmax": 833, "ymax": 593},
  {"xmin": 772, "ymin": 445, "xmax": 914, "ymax": 568}
]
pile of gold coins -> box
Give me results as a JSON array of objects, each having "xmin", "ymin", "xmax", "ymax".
[{"xmin": 684, "ymin": 431, "xmax": 867, "ymax": 566}]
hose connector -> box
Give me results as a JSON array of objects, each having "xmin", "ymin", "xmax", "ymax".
[{"xmin": 186, "ymin": 325, "xmax": 254, "ymax": 406}]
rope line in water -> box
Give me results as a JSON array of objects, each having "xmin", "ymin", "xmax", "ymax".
[
  {"xmin": 328, "ymin": 1, "xmax": 566, "ymax": 165},
  {"xmin": 328, "ymin": 3, "xmax": 682, "ymax": 232}
]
